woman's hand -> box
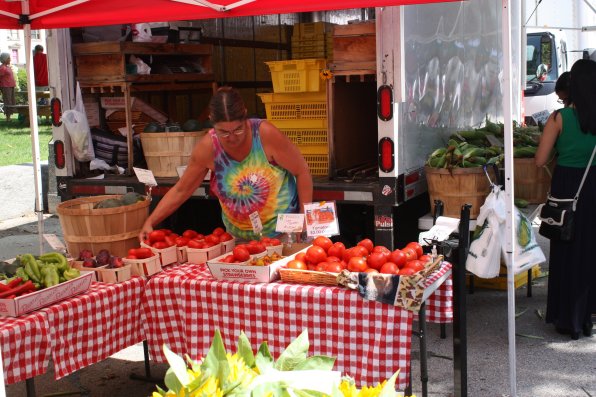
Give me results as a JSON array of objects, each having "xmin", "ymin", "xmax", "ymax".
[{"xmin": 138, "ymin": 220, "xmax": 153, "ymax": 244}]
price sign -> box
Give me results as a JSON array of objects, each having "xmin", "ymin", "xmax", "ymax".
[
  {"xmin": 303, "ymin": 201, "xmax": 339, "ymax": 237},
  {"xmin": 249, "ymin": 211, "xmax": 263, "ymax": 235},
  {"xmin": 133, "ymin": 167, "xmax": 157, "ymax": 187},
  {"xmin": 276, "ymin": 213, "xmax": 305, "ymax": 233}
]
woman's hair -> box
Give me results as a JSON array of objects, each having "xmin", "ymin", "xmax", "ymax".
[
  {"xmin": 0, "ymin": 53, "xmax": 10, "ymax": 63},
  {"xmin": 555, "ymin": 71, "xmax": 570, "ymax": 95},
  {"xmin": 569, "ymin": 59, "xmax": 596, "ymax": 135},
  {"xmin": 208, "ymin": 87, "xmax": 246, "ymax": 123}
]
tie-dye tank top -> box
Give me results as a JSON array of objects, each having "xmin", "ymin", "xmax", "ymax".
[{"xmin": 209, "ymin": 119, "xmax": 298, "ymax": 240}]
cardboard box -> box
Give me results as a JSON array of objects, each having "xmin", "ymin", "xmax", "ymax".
[
  {"xmin": 0, "ymin": 272, "xmax": 94, "ymax": 317},
  {"xmin": 176, "ymin": 246, "xmax": 188, "ymax": 264},
  {"xmin": 141, "ymin": 243, "xmax": 178, "ymax": 266},
  {"xmin": 206, "ymin": 247, "xmax": 308, "ymax": 283},
  {"xmin": 221, "ymin": 238, "xmax": 236, "ymax": 254},
  {"xmin": 187, "ymin": 244, "xmax": 222, "ymax": 265}
]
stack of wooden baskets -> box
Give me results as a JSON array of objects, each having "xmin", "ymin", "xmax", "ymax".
[{"xmin": 140, "ymin": 130, "xmax": 207, "ymax": 177}]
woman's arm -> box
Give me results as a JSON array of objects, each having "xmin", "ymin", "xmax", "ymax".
[
  {"xmin": 139, "ymin": 134, "xmax": 213, "ymax": 241},
  {"xmin": 535, "ymin": 111, "xmax": 562, "ymax": 167},
  {"xmin": 259, "ymin": 121, "xmax": 313, "ymax": 212}
]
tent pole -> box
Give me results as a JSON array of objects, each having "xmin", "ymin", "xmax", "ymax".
[
  {"xmin": 23, "ymin": 0, "xmax": 46, "ymax": 255},
  {"xmin": 502, "ymin": 0, "xmax": 517, "ymax": 396}
]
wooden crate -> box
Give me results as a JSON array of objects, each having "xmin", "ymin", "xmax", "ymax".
[
  {"xmin": 331, "ymin": 21, "xmax": 376, "ymax": 72},
  {"xmin": 470, "ymin": 265, "xmax": 542, "ymax": 290}
]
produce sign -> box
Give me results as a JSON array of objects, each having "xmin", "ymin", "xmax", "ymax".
[{"xmin": 0, "ymin": 252, "xmax": 91, "ymax": 316}]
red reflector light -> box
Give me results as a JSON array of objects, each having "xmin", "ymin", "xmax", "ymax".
[
  {"xmin": 51, "ymin": 98, "xmax": 62, "ymax": 127},
  {"xmin": 377, "ymin": 85, "xmax": 393, "ymax": 121},
  {"xmin": 54, "ymin": 140, "xmax": 65, "ymax": 169},
  {"xmin": 379, "ymin": 137, "xmax": 394, "ymax": 172}
]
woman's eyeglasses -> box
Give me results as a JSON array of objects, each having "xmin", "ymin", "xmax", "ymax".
[{"xmin": 215, "ymin": 123, "xmax": 246, "ymax": 138}]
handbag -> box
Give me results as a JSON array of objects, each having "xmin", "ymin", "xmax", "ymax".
[{"xmin": 537, "ymin": 145, "xmax": 596, "ymax": 241}]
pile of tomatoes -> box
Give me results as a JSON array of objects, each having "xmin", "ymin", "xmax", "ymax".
[
  {"xmin": 285, "ymin": 236, "xmax": 432, "ymax": 275},
  {"xmin": 142, "ymin": 227, "xmax": 234, "ymax": 250}
]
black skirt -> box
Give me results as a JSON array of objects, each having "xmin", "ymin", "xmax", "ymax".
[{"xmin": 545, "ymin": 164, "xmax": 596, "ymax": 333}]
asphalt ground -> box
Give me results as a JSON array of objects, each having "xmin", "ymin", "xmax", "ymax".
[{"xmin": 0, "ymin": 164, "xmax": 594, "ymax": 397}]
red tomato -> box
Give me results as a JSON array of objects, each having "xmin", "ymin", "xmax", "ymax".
[
  {"xmin": 398, "ymin": 267, "xmax": 416, "ymax": 276},
  {"xmin": 164, "ymin": 235, "xmax": 176, "ymax": 247},
  {"xmin": 326, "ymin": 256, "xmax": 341, "ymax": 263},
  {"xmin": 212, "ymin": 227, "xmax": 225, "ymax": 236},
  {"xmin": 148, "ymin": 230, "xmax": 166, "ymax": 244},
  {"xmin": 418, "ymin": 254, "xmax": 433, "ymax": 264},
  {"xmin": 187, "ymin": 240, "xmax": 204, "ymax": 249},
  {"xmin": 175, "ymin": 237, "xmax": 189, "ymax": 247},
  {"xmin": 351, "ymin": 245, "xmax": 369, "ymax": 258},
  {"xmin": 325, "ymin": 262, "xmax": 343, "ymax": 273},
  {"xmin": 365, "ymin": 268, "xmax": 379, "ymax": 274},
  {"xmin": 126, "ymin": 255, "xmax": 138, "ymax": 260},
  {"xmin": 182, "ymin": 230, "xmax": 198, "ymax": 239},
  {"xmin": 348, "ymin": 256, "xmax": 368, "ymax": 272},
  {"xmin": 315, "ymin": 262, "xmax": 327, "ymax": 272},
  {"xmin": 406, "ymin": 242, "xmax": 423, "ymax": 258},
  {"xmin": 402, "ymin": 247, "xmax": 418, "ymax": 261},
  {"xmin": 159, "ymin": 229, "xmax": 173, "ymax": 236},
  {"xmin": 313, "ymin": 236, "xmax": 333, "ymax": 252},
  {"xmin": 357, "ymin": 238, "xmax": 374, "ymax": 254},
  {"xmin": 342, "ymin": 247, "xmax": 354, "ymax": 263},
  {"xmin": 367, "ymin": 252, "xmax": 388, "ymax": 270},
  {"xmin": 389, "ymin": 249, "xmax": 407, "ymax": 268},
  {"xmin": 136, "ymin": 247, "xmax": 153, "ymax": 259},
  {"xmin": 152, "ymin": 241, "xmax": 169, "ymax": 250},
  {"xmin": 405, "ymin": 260, "xmax": 425, "ymax": 273},
  {"xmin": 380, "ymin": 262, "xmax": 399, "ymax": 275},
  {"xmin": 327, "ymin": 243, "xmax": 345, "ymax": 259},
  {"xmin": 219, "ymin": 232, "xmax": 233, "ymax": 242},
  {"xmin": 269, "ymin": 238, "xmax": 282, "ymax": 246},
  {"xmin": 372, "ymin": 245, "xmax": 391, "ymax": 254},
  {"xmin": 295, "ymin": 252, "xmax": 307, "ymax": 263},
  {"xmin": 205, "ymin": 234, "xmax": 220, "ymax": 245},
  {"xmin": 195, "ymin": 234, "xmax": 205, "ymax": 241},
  {"xmin": 232, "ymin": 246, "xmax": 250, "ymax": 262},
  {"xmin": 305, "ymin": 246, "xmax": 327, "ymax": 265},
  {"xmin": 128, "ymin": 248, "xmax": 138, "ymax": 257},
  {"xmin": 287, "ymin": 260, "xmax": 307, "ymax": 270},
  {"xmin": 222, "ymin": 255, "xmax": 234, "ymax": 263}
]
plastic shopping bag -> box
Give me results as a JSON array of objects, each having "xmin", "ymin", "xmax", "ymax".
[
  {"xmin": 62, "ymin": 83, "xmax": 94, "ymax": 162},
  {"xmin": 465, "ymin": 185, "xmax": 505, "ymax": 279},
  {"xmin": 502, "ymin": 206, "xmax": 546, "ymax": 274}
]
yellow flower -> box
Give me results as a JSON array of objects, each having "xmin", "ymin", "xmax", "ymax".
[
  {"xmin": 356, "ymin": 381, "xmax": 385, "ymax": 397},
  {"xmin": 227, "ymin": 353, "xmax": 257, "ymax": 388},
  {"xmin": 339, "ymin": 379, "xmax": 357, "ymax": 397}
]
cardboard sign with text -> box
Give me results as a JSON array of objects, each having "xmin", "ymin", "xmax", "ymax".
[{"xmin": 304, "ymin": 201, "xmax": 339, "ymax": 237}]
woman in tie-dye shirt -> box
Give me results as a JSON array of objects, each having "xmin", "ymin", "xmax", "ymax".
[{"xmin": 140, "ymin": 87, "xmax": 312, "ymax": 241}]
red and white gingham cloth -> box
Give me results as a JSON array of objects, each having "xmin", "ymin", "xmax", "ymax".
[
  {"xmin": 41, "ymin": 276, "xmax": 146, "ymax": 379},
  {"xmin": 141, "ymin": 265, "xmax": 418, "ymax": 390},
  {"xmin": 424, "ymin": 263, "xmax": 453, "ymax": 323},
  {"xmin": 0, "ymin": 310, "xmax": 51, "ymax": 384}
]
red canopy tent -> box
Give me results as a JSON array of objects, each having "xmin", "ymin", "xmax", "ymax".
[{"xmin": 0, "ymin": 1, "xmax": 522, "ymax": 396}]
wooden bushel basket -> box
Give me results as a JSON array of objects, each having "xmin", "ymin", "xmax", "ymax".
[
  {"xmin": 425, "ymin": 166, "xmax": 495, "ymax": 219},
  {"xmin": 56, "ymin": 195, "xmax": 150, "ymax": 258},
  {"xmin": 140, "ymin": 131, "xmax": 206, "ymax": 177},
  {"xmin": 514, "ymin": 158, "xmax": 554, "ymax": 204}
]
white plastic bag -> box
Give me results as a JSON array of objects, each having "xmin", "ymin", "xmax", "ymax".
[
  {"xmin": 466, "ymin": 185, "xmax": 505, "ymax": 279},
  {"xmin": 502, "ymin": 206, "xmax": 546, "ymax": 274},
  {"xmin": 62, "ymin": 82, "xmax": 95, "ymax": 162},
  {"xmin": 129, "ymin": 55, "xmax": 151, "ymax": 75}
]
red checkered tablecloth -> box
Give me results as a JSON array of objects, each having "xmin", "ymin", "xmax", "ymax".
[
  {"xmin": 41, "ymin": 276, "xmax": 146, "ymax": 379},
  {"xmin": 424, "ymin": 274, "xmax": 453, "ymax": 323},
  {"xmin": 1, "ymin": 310, "xmax": 51, "ymax": 384},
  {"xmin": 141, "ymin": 264, "xmax": 458, "ymax": 390}
]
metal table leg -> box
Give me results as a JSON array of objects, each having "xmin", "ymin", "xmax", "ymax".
[
  {"xmin": 129, "ymin": 340, "xmax": 162, "ymax": 383},
  {"xmin": 527, "ymin": 268, "xmax": 533, "ymax": 297},
  {"xmin": 419, "ymin": 302, "xmax": 429, "ymax": 397},
  {"xmin": 26, "ymin": 378, "xmax": 36, "ymax": 397}
]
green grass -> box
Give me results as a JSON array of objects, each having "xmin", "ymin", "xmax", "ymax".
[{"xmin": 0, "ymin": 118, "xmax": 53, "ymax": 166}]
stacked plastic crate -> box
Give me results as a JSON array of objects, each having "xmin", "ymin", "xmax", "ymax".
[
  {"xmin": 259, "ymin": 58, "xmax": 329, "ymax": 176},
  {"xmin": 291, "ymin": 22, "xmax": 335, "ymax": 60}
]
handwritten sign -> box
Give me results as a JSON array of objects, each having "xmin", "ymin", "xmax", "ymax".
[
  {"xmin": 133, "ymin": 167, "xmax": 157, "ymax": 187},
  {"xmin": 276, "ymin": 213, "xmax": 305, "ymax": 233},
  {"xmin": 531, "ymin": 110, "xmax": 551, "ymax": 126},
  {"xmin": 303, "ymin": 201, "xmax": 339, "ymax": 237},
  {"xmin": 249, "ymin": 211, "xmax": 263, "ymax": 235}
]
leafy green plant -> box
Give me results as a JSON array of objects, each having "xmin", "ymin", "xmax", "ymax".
[{"xmin": 153, "ymin": 329, "xmax": 402, "ymax": 397}]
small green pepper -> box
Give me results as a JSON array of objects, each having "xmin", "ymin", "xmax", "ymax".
[
  {"xmin": 41, "ymin": 265, "xmax": 60, "ymax": 288},
  {"xmin": 63, "ymin": 268, "xmax": 80, "ymax": 281},
  {"xmin": 15, "ymin": 267, "xmax": 29, "ymax": 282}
]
